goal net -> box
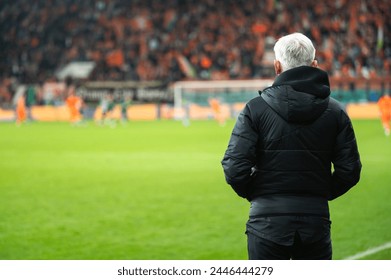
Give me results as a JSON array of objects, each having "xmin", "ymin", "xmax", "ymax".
[{"xmin": 172, "ymin": 79, "xmax": 273, "ymax": 121}]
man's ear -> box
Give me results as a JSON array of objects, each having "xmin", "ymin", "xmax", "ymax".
[
  {"xmin": 311, "ymin": 60, "xmax": 318, "ymax": 68},
  {"xmin": 274, "ymin": 60, "xmax": 282, "ymax": 75}
]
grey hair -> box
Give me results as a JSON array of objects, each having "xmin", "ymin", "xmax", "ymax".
[{"xmin": 273, "ymin": 33, "xmax": 316, "ymax": 72}]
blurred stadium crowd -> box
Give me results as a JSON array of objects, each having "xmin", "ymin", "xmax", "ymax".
[{"xmin": 1, "ymin": 0, "xmax": 390, "ymax": 104}]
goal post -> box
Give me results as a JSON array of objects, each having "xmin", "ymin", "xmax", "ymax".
[{"xmin": 172, "ymin": 79, "xmax": 273, "ymax": 120}]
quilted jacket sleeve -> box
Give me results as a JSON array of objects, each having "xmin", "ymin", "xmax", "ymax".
[
  {"xmin": 329, "ymin": 110, "xmax": 362, "ymax": 200},
  {"xmin": 221, "ymin": 104, "xmax": 259, "ymax": 198}
]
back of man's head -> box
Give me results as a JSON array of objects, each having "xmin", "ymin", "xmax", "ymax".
[{"xmin": 274, "ymin": 33, "xmax": 316, "ymax": 72}]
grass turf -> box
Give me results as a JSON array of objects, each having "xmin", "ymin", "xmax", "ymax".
[{"xmin": 0, "ymin": 119, "xmax": 390, "ymax": 260}]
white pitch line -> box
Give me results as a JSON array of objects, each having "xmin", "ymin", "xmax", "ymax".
[{"xmin": 344, "ymin": 241, "xmax": 391, "ymax": 260}]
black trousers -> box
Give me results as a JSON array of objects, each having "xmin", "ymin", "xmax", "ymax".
[
  {"xmin": 247, "ymin": 230, "xmax": 332, "ymax": 260},
  {"xmin": 246, "ymin": 214, "xmax": 332, "ymax": 260}
]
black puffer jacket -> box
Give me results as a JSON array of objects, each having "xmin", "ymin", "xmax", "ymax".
[{"xmin": 222, "ymin": 66, "xmax": 361, "ymax": 215}]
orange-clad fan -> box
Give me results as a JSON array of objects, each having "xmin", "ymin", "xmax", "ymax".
[{"xmin": 378, "ymin": 92, "xmax": 391, "ymax": 136}]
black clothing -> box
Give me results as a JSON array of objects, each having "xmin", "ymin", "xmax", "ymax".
[
  {"xmin": 222, "ymin": 66, "xmax": 361, "ymax": 209},
  {"xmin": 246, "ymin": 197, "xmax": 332, "ymax": 259},
  {"xmin": 247, "ymin": 228, "xmax": 332, "ymax": 260},
  {"xmin": 246, "ymin": 214, "xmax": 331, "ymax": 246},
  {"xmin": 221, "ymin": 66, "xmax": 361, "ymax": 259}
]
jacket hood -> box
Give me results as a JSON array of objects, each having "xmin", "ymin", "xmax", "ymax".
[{"xmin": 260, "ymin": 66, "xmax": 330, "ymax": 123}]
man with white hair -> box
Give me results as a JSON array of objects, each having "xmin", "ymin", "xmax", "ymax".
[{"xmin": 222, "ymin": 33, "xmax": 362, "ymax": 259}]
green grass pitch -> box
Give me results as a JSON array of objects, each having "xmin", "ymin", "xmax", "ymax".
[{"xmin": 0, "ymin": 119, "xmax": 390, "ymax": 260}]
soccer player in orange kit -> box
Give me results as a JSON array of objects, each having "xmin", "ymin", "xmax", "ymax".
[
  {"xmin": 16, "ymin": 95, "xmax": 27, "ymax": 125},
  {"xmin": 66, "ymin": 90, "xmax": 82, "ymax": 124},
  {"xmin": 378, "ymin": 92, "xmax": 391, "ymax": 136},
  {"xmin": 208, "ymin": 97, "xmax": 226, "ymax": 126}
]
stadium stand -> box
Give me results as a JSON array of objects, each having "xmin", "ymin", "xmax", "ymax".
[
  {"xmin": 1, "ymin": 0, "xmax": 390, "ymax": 83},
  {"xmin": 0, "ymin": 0, "xmax": 390, "ymax": 116}
]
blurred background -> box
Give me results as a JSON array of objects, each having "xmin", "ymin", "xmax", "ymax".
[
  {"xmin": 0, "ymin": 0, "xmax": 390, "ymax": 260},
  {"xmin": 0, "ymin": 0, "xmax": 390, "ymax": 121}
]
